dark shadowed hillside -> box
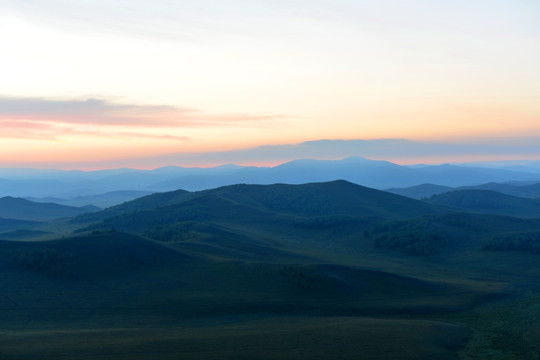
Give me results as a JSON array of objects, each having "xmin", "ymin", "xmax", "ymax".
[
  {"xmin": 75, "ymin": 181, "xmax": 447, "ymax": 260},
  {"xmin": 77, "ymin": 180, "xmax": 443, "ymax": 224},
  {"xmin": 3, "ymin": 180, "xmax": 540, "ymax": 359},
  {"xmin": 0, "ymin": 216, "xmax": 41, "ymax": 231},
  {"xmin": 73, "ymin": 188, "xmax": 192, "ymax": 223},
  {"xmin": 371, "ymin": 212, "xmax": 540, "ymax": 256},
  {"xmin": 425, "ymin": 190, "xmax": 540, "ymax": 217}
]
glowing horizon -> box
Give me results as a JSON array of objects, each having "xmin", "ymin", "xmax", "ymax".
[{"xmin": 1, "ymin": 1, "xmax": 539, "ymax": 170}]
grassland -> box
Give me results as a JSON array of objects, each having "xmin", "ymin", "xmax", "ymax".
[{"xmin": 2, "ymin": 181, "xmax": 540, "ymax": 359}]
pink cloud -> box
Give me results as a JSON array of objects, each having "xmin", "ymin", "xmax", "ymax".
[
  {"xmin": 0, "ymin": 119, "xmax": 189, "ymax": 141},
  {"xmin": 0, "ymin": 96, "xmax": 284, "ymax": 128}
]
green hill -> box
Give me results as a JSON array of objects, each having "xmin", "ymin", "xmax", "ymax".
[
  {"xmin": 75, "ymin": 180, "xmax": 442, "ymax": 224},
  {"xmin": 205, "ymin": 180, "xmax": 444, "ymax": 217},
  {"xmin": 371, "ymin": 212, "xmax": 540, "ymax": 256},
  {"xmin": 74, "ymin": 181, "xmax": 447, "ymax": 261},
  {"xmin": 4, "ymin": 181, "xmax": 540, "ymax": 359},
  {"xmin": 425, "ymin": 189, "xmax": 540, "ymax": 217},
  {"xmin": 72, "ymin": 188, "xmax": 192, "ymax": 223},
  {"xmin": 0, "ymin": 230, "xmax": 495, "ymax": 318}
]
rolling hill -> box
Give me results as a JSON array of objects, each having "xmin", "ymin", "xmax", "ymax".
[
  {"xmin": 385, "ymin": 183, "xmax": 454, "ymax": 199},
  {"xmin": 27, "ymin": 190, "xmax": 153, "ymax": 208},
  {"xmin": 3, "ymin": 180, "xmax": 540, "ymax": 359},
  {"xmin": 77, "ymin": 180, "xmax": 443, "ymax": 223},
  {"xmin": 0, "ymin": 196, "xmax": 97, "ymax": 221},
  {"xmin": 371, "ymin": 212, "xmax": 540, "ymax": 256},
  {"xmin": 386, "ymin": 181, "xmax": 540, "ymax": 200},
  {"xmin": 0, "ymin": 216, "xmax": 41, "ymax": 231},
  {"xmin": 425, "ymin": 190, "xmax": 540, "ymax": 218},
  {"xmin": 74, "ymin": 180, "xmax": 447, "ymax": 260}
]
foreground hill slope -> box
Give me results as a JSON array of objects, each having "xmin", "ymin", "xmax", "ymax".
[{"xmin": 0, "ymin": 231, "xmax": 494, "ymax": 322}]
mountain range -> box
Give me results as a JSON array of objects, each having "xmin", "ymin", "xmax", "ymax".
[
  {"xmin": 387, "ymin": 181, "xmax": 540, "ymax": 199},
  {"xmin": 1, "ymin": 157, "xmax": 540, "ymax": 202}
]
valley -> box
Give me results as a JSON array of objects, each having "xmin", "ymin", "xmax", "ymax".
[{"xmin": 1, "ymin": 179, "xmax": 540, "ymax": 358}]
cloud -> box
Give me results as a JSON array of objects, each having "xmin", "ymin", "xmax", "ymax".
[
  {"xmin": 0, "ymin": 96, "xmax": 284, "ymax": 136},
  {"xmin": 122, "ymin": 138, "xmax": 540, "ymax": 168},
  {"xmin": 0, "ymin": 119, "xmax": 189, "ymax": 141}
]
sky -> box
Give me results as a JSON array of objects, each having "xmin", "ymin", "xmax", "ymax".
[{"xmin": 1, "ymin": 0, "xmax": 539, "ymax": 169}]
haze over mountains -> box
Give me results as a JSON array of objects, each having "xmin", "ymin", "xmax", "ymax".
[
  {"xmin": 2, "ymin": 157, "xmax": 540, "ymax": 359},
  {"xmin": 387, "ymin": 181, "xmax": 540, "ymax": 200},
  {"xmin": 2, "ymin": 157, "xmax": 540, "ymax": 203},
  {"xmin": 0, "ymin": 196, "xmax": 98, "ymax": 221}
]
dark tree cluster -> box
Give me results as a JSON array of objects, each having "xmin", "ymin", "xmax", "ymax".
[{"xmin": 483, "ymin": 231, "xmax": 540, "ymax": 254}]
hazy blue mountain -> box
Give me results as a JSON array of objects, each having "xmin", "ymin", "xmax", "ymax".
[
  {"xmin": 455, "ymin": 160, "xmax": 540, "ymax": 174},
  {"xmin": 1, "ymin": 157, "xmax": 540, "ymax": 198},
  {"xmin": 0, "ymin": 197, "xmax": 98, "ymax": 221},
  {"xmin": 388, "ymin": 181, "xmax": 540, "ymax": 200},
  {"xmin": 460, "ymin": 182, "xmax": 540, "ymax": 198},
  {"xmin": 0, "ymin": 178, "xmax": 72, "ymax": 197},
  {"xmin": 148, "ymin": 157, "xmax": 540, "ymax": 192},
  {"xmin": 27, "ymin": 190, "xmax": 153, "ymax": 208},
  {"xmin": 410, "ymin": 163, "xmax": 539, "ymax": 186},
  {"xmin": 385, "ymin": 184, "xmax": 454, "ymax": 199}
]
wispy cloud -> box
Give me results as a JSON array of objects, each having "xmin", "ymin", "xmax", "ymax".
[
  {"xmin": 124, "ymin": 138, "xmax": 540, "ymax": 168},
  {"xmin": 0, "ymin": 96, "xmax": 284, "ymax": 140},
  {"xmin": 0, "ymin": 96, "xmax": 183, "ymax": 125},
  {"xmin": 0, "ymin": 119, "xmax": 189, "ymax": 141}
]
